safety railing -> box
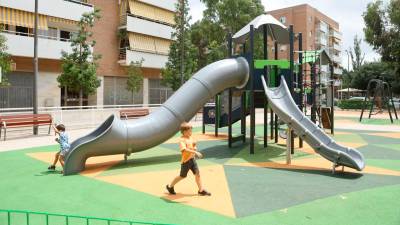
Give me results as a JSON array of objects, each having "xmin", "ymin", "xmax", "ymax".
[
  {"xmin": 0, "ymin": 209, "xmax": 176, "ymax": 225},
  {"xmin": 2, "ymin": 29, "xmax": 71, "ymax": 42},
  {"xmin": 0, "ymin": 104, "xmax": 163, "ymax": 130}
]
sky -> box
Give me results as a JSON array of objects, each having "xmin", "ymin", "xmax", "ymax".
[{"xmin": 187, "ymin": 0, "xmax": 385, "ymax": 70}]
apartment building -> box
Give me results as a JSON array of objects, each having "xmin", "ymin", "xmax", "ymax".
[
  {"xmin": 0, "ymin": 0, "xmax": 176, "ymax": 108},
  {"xmin": 268, "ymin": 4, "xmax": 343, "ymax": 84}
]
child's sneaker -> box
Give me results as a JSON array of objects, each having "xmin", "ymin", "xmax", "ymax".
[
  {"xmin": 48, "ymin": 165, "xmax": 56, "ymax": 170},
  {"xmin": 198, "ymin": 189, "xmax": 211, "ymax": 196},
  {"xmin": 166, "ymin": 185, "xmax": 176, "ymax": 195}
]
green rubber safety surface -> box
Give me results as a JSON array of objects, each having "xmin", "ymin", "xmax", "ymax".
[
  {"xmin": 0, "ymin": 127, "xmax": 400, "ymax": 225},
  {"xmin": 224, "ymin": 165, "xmax": 400, "ymax": 217}
]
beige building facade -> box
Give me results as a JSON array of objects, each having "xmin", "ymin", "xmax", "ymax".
[
  {"xmin": 0, "ymin": 0, "xmax": 176, "ymax": 108},
  {"xmin": 268, "ymin": 4, "xmax": 343, "ymax": 83}
]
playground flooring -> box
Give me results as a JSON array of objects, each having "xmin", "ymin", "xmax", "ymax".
[{"xmin": 0, "ymin": 119, "xmax": 400, "ymax": 225}]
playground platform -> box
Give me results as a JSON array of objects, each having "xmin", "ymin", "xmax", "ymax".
[{"xmin": 0, "ymin": 115, "xmax": 399, "ymax": 225}]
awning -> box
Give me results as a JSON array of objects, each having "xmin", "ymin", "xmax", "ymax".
[
  {"xmin": 128, "ymin": 32, "xmax": 171, "ymax": 55},
  {"xmin": 337, "ymin": 88, "xmax": 364, "ymax": 93},
  {"xmin": 128, "ymin": 0, "xmax": 174, "ymax": 25},
  {"xmin": 129, "ymin": 32, "xmax": 157, "ymax": 53},
  {"xmin": 48, "ymin": 16, "xmax": 78, "ymax": 26},
  {"xmin": 0, "ymin": 6, "xmax": 48, "ymax": 30}
]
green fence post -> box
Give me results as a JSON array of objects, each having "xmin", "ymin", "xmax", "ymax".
[
  {"xmin": 107, "ymin": 219, "xmax": 111, "ymax": 225},
  {"xmin": 86, "ymin": 218, "xmax": 89, "ymax": 225},
  {"xmin": 26, "ymin": 212, "xmax": 29, "ymax": 225},
  {"xmin": 66, "ymin": 216, "xmax": 69, "ymax": 225},
  {"xmin": 46, "ymin": 214, "xmax": 49, "ymax": 225},
  {"xmin": 7, "ymin": 211, "xmax": 10, "ymax": 225}
]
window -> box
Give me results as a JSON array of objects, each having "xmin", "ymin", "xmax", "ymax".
[
  {"xmin": 60, "ymin": 30, "xmax": 71, "ymax": 41},
  {"xmin": 149, "ymin": 79, "xmax": 173, "ymax": 104},
  {"xmin": 103, "ymin": 76, "xmax": 143, "ymax": 105},
  {"xmin": 309, "ymin": 16, "xmax": 313, "ymax": 23},
  {"xmin": 280, "ymin": 45, "xmax": 287, "ymax": 52},
  {"xmin": 16, "ymin": 26, "xmax": 29, "ymax": 36},
  {"xmin": 279, "ymin": 16, "xmax": 286, "ymax": 24},
  {"xmin": 309, "ymin": 31, "xmax": 312, "ymax": 37}
]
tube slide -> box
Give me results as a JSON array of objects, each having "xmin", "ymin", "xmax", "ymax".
[
  {"xmin": 261, "ymin": 76, "xmax": 365, "ymax": 171},
  {"xmin": 64, "ymin": 57, "xmax": 249, "ymax": 175}
]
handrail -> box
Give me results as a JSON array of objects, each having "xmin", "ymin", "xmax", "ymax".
[
  {"xmin": 0, "ymin": 104, "xmax": 162, "ymax": 112},
  {"xmin": 2, "ymin": 30, "xmax": 71, "ymax": 42},
  {"xmin": 0, "ymin": 209, "xmax": 176, "ymax": 225}
]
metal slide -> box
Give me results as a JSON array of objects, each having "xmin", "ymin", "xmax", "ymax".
[
  {"xmin": 64, "ymin": 57, "xmax": 249, "ymax": 175},
  {"xmin": 261, "ymin": 76, "xmax": 365, "ymax": 171}
]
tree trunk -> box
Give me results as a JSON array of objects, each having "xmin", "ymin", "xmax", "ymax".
[
  {"xmin": 79, "ymin": 88, "xmax": 83, "ymax": 107},
  {"xmin": 64, "ymin": 86, "xmax": 68, "ymax": 107}
]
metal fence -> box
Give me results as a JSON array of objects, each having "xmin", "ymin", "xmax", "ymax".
[
  {"xmin": 0, "ymin": 104, "xmax": 162, "ymax": 130},
  {"xmin": 0, "ymin": 209, "xmax": 176, "ymax": 225}
]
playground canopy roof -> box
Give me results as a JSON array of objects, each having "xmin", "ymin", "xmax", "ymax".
[
  {"xmin": 232, "ymin": 14, "xmax": 289, "ymax": 44},
  {"xmin": 301, "ymin": 49, "xmax": 331, "ymax": 65},
  {"xmin": 337, "ymin": 88, "xmax": 364, "ymax": 93}
]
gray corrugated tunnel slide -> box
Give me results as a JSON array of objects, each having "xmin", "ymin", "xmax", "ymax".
[
  {"xmin": 64, "ymin": 57, "xmax": 364, "ymax": 175},
  {"xmin": 64, "ymin": 57, "xmax": 250, "ymax": 175}
]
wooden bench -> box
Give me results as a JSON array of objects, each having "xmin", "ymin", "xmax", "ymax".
[
  {"xmin": 119, "ymin": 108, "xmax": 150, "ymax": 120},
  {"xmin": 0, "ymin": 114, "xmax": 53, "ymax": 141}
]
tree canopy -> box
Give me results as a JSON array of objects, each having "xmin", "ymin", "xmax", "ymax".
[
  {"xmin": 161, "ymin": 0, "xmax": 197, "ymax": 91},
  {"xmin": 126, "ymin": 60, "xmax": 144, "ymax": 94},
  {"xmin": 0, "ymin": 25, "xmax": 12, "ymax": 86},
  {"xmin": 363, "ymin": 0, "xmax": 400, "ymax": 75},
  {"xmin": 58, "ymin": 9, "xmax": 101, "ymax": 106}
]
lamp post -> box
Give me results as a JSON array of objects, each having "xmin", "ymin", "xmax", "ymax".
[
  {"xmin": 345, "ymin": 50, "xmax": 351, "ymax": 99},
  {"xmin": 180, "ymin": 0, "xmax": 185, "ymax": 86},
  {"xmin": 33, "ymin": 0, "xmax": 39, "ymax": 135}
]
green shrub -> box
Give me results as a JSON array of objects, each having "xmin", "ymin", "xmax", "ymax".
[{"xmin": 338, "ymin": 99, "xmax": 372, "ymax": 109}]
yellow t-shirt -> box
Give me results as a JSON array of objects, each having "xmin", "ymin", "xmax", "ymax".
[{"xmin": 180, "ymin": 136, "xmax": 196, "ymax": 163}]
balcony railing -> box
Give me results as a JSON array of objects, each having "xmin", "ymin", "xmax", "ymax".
[
  {"xmin": 63, "ymin": 0, "xmax": 93, "ymax": 7},
  {"xmin": 119, "ymin": 47, "xmax": 169, "ymax": 61},
  {"xmin": 2, "ymin": 29, "xmax": 71, "ymax": 42},
  {"xmin": 120, "ymin": 13, "xmax": 174, "ymax": 28}
]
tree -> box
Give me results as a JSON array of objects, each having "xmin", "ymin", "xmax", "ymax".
[
  {"xmin": 191, "ymin": 0, "xmax": 265, "ymax": 68},
  {"xmin": 126, "ymin": 59, "xmax": 144, "ymax": 94},
  {"xmin": 349, "ymin": 62, "xmax": 400, "ymax": 94},
  {"xmin": 58, "ymin": 9, "xmax": 101, "ymax": 106},
  {"xmin": 349, "ymin": 35, "xmax": 365, "ymax": 71},
  {"xmin": 363, "ymin": 0, "xmax": 400, "ymax": 77},
  {"xmin": 0, "ymin": 25, "xmax": 12, "ymax": 86},
  {"xmin": 161, "ymin": 0, "xmax": 197, "ymax": 91}
]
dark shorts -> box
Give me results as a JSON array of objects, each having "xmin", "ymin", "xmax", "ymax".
[{"xmin": 180, "ymin": 158, "xmax": 199, "ymax": 178}]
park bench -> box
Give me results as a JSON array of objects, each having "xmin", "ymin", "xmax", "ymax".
[
  {"xmin": 119, "ymin": 108, "xmax": 150, "ymax": 120},
  {"xmin": 0, "ymin": 114, "xmax": 53, "ymax": 141}
]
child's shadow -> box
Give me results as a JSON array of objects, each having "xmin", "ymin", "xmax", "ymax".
[
  {"xmin": 35, "ymin": 170, "xmax": 62, "ymax": 176},
  {"xmin": 161, "ymin": 193, "xmax": 198, "ymax": 203}
]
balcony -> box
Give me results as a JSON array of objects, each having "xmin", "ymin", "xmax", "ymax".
[
  {"xmin": 119, "ymin": 48, "xmax": 168, "ymax": 69},
  {"xmin": 333, "ymin": 43, "xmax": 341, "ymax": 51},
  {"xmin": 3, "ymin": 31, "xmax": 73, "ymax": 59},
  {"xmin": 125, "ymin": 15, "xmax": 174, "ymax": 40},
  {"xmin": 0, "ymin": 0, "xmax": 93, "ymax": 22},
  {"xmin": 334, "ymin": 67, "xmax": 343, "ymax": 75},
  {"xmin": 332, "ymin": 55, "xmax": 342, "ymax": 64},
  {"xmin": 136, "ymin": 0, "xmax": 176, "ymax": 12},
  {"xmin": 318, "ymin": 22, "xmax": 328, "ymax": 33},
  {"xmin": 330, "ymin": 30, "xmax": 342, "ymax": 40}
]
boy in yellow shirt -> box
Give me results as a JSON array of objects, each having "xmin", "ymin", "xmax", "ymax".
[{"xmin": 166, "ymin": 122, "xmax": 211, "ymax": 196}]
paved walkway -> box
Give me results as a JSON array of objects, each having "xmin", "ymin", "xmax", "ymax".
[{"xmin": 1, "ymin": 110, "xmax": 399, "ymax": 152}]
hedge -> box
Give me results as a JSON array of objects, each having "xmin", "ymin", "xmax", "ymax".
[{"xmin": 338, "ymin": 99, "xmax": 372, "ymax": 109}]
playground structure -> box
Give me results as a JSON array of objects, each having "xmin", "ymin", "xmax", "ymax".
[
  {"xmin": 63, "ymin": 14, "xmax": 365, "ymax": 175},
  {"xmin": 360, "ymin": 78, "xmax": 398, "ymax": 123}
]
